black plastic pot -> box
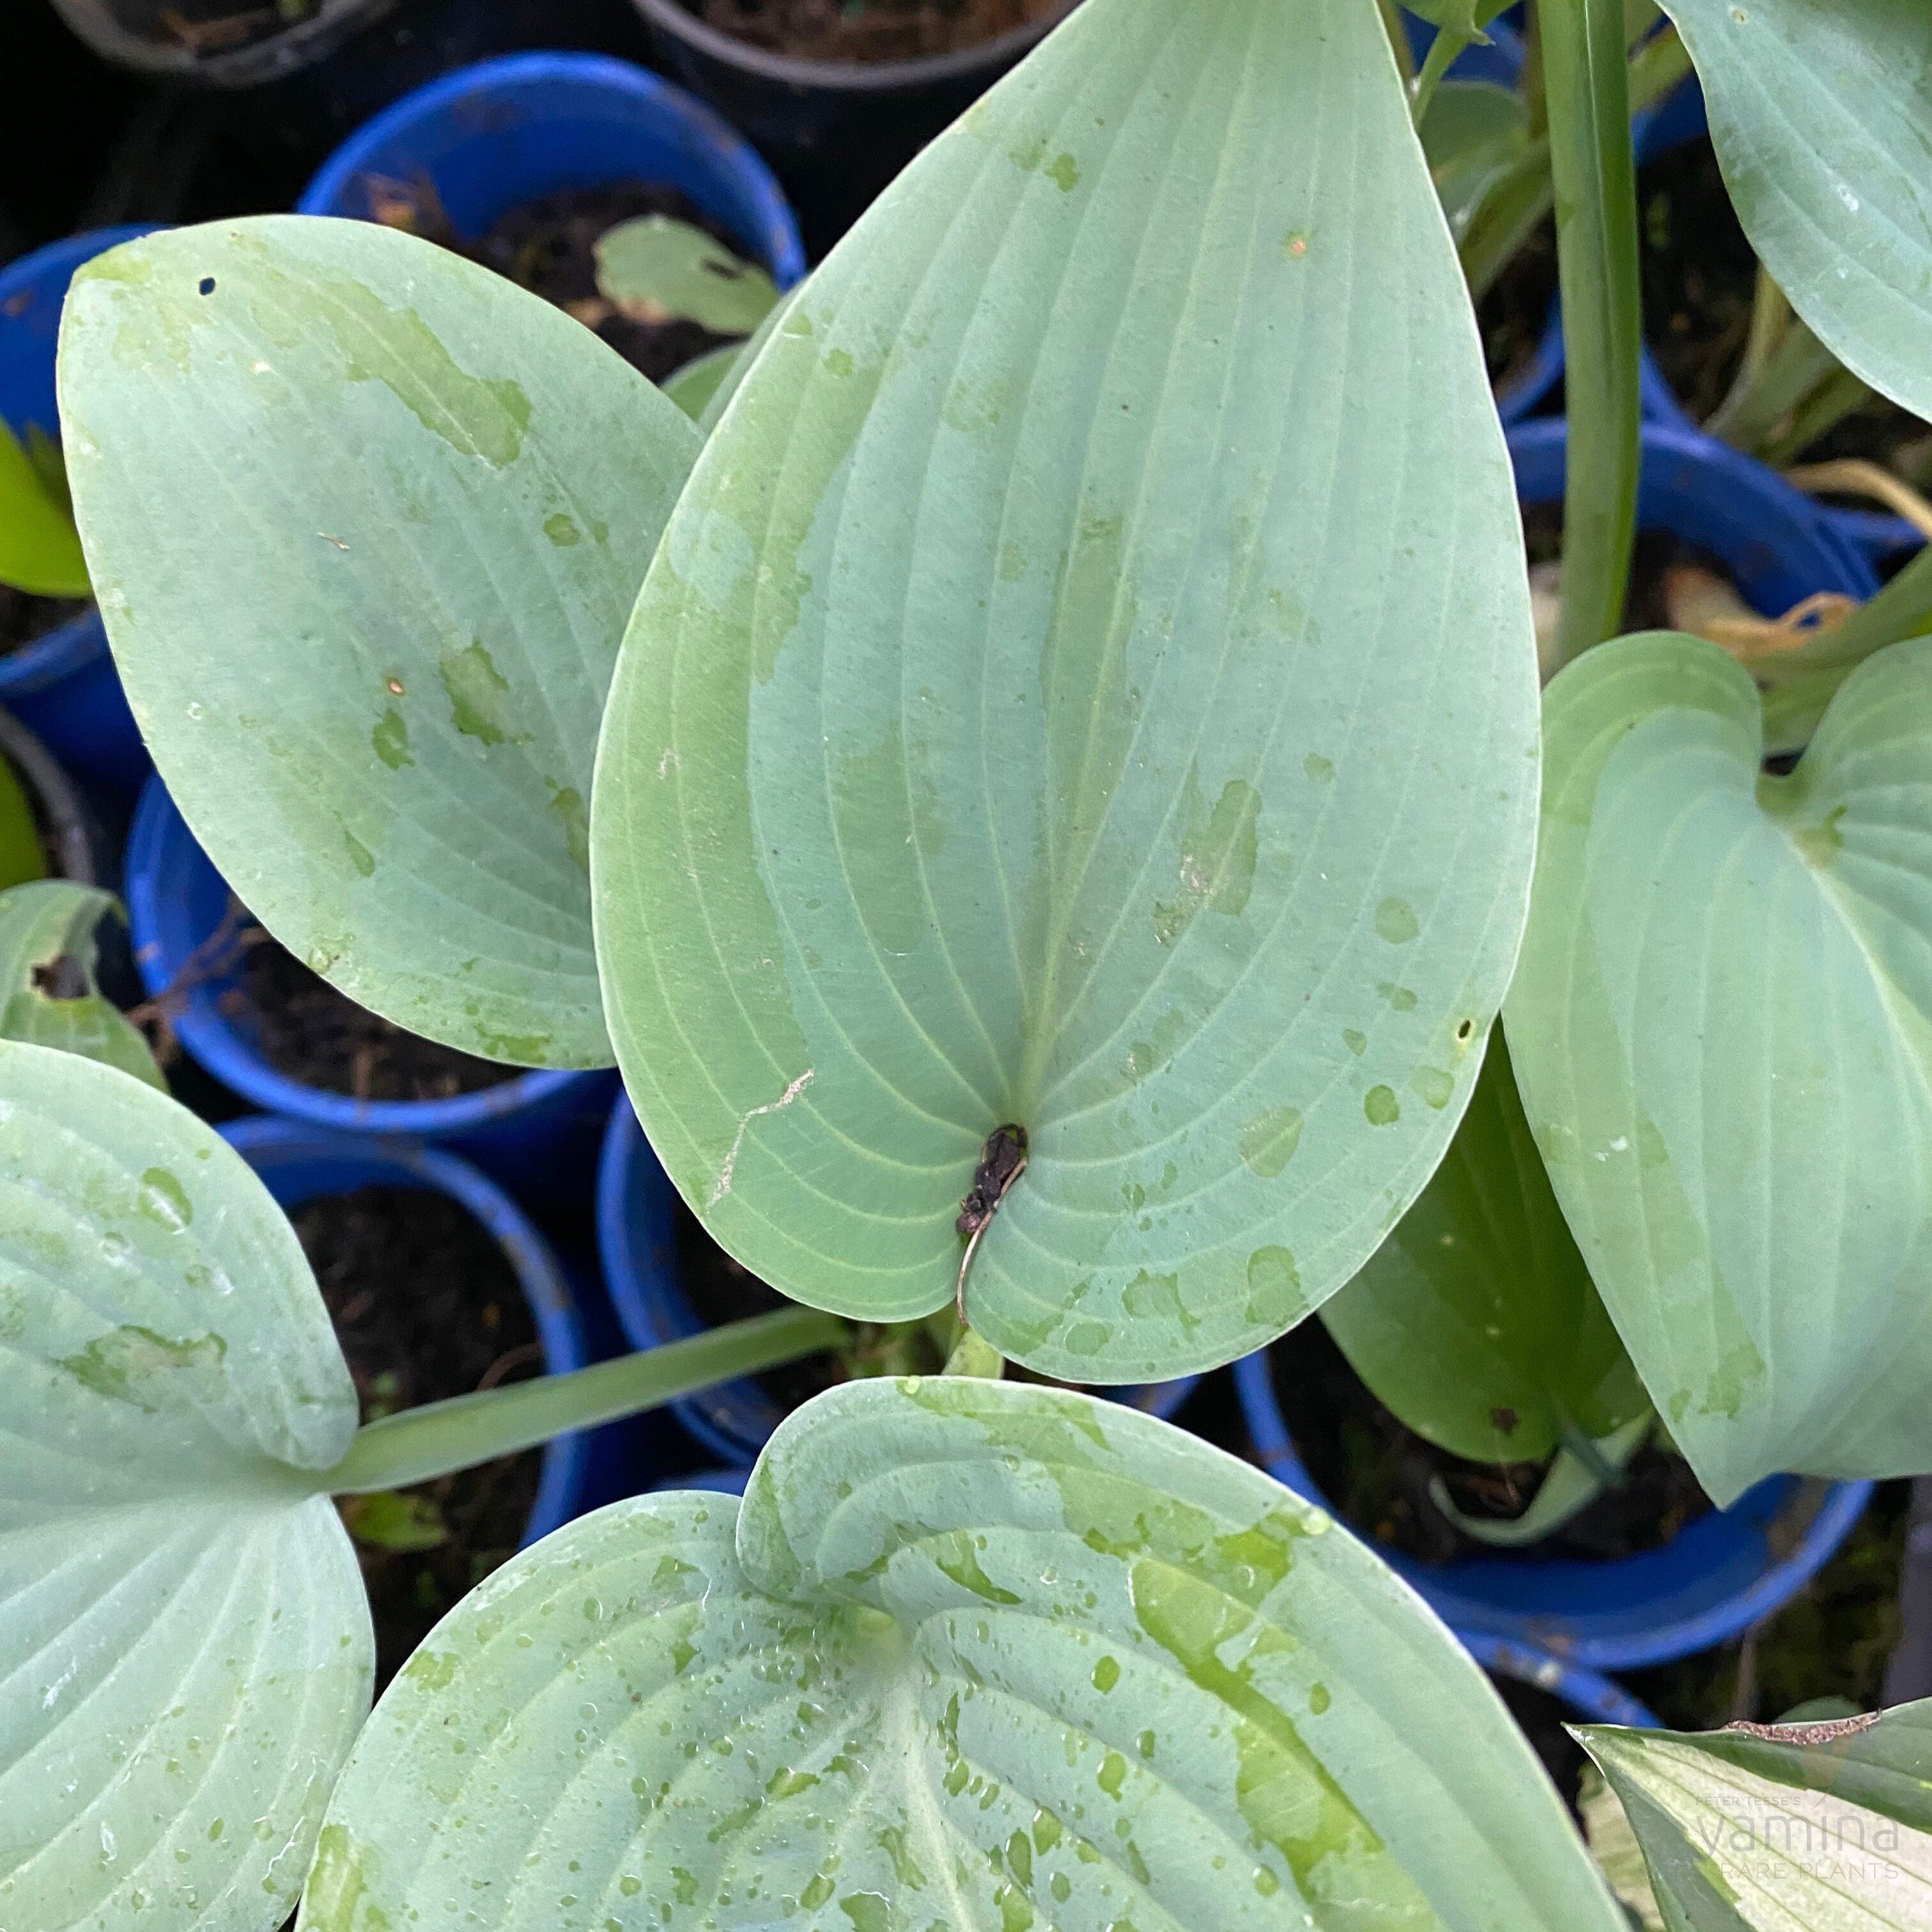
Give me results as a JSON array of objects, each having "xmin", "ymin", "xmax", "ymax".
[
  {"xmin": 45, "ymin": 0, "xmax": 655, "ymax": 208},
  {"xmin": 630, "ymin": 0, "xmax": 1077, "ymax": 255}
]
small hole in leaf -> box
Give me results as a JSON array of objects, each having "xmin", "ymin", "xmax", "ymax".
[
  {"xmin": 1455, "ymin": 1018, "xmax": 1474, "ymax": 1044},
  {"xmin": 198, "ymin": 276, "xmax": 215, "ymax": 295},
  {"xmin": 31, "ymin": 954, "xmax": 88, "ymax": 1000}
]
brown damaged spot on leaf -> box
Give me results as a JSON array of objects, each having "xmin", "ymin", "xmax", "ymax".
[{"xmin": 31, "ymin": 953, "xmax": 88, "ymax": 1000}]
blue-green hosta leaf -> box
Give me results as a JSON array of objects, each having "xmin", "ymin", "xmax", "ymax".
[
  {"xmin": 0, "ymin": 881, "xmax": 163, "ymax": 1087},
  {"xmin": 594, "ymin": 217, "xmax": 779, "ymax": 336},
  {"xmin": 1506, "ymin": 632, "xmax": 1932, "ymax": 1506},
  {"xmin": 304, "ymin": 1375, "xmax": 1621, "ymax": 1932},
  {"xmin": 1321, "ymin": 1030, "xmax": 1650, "ymax": 1466},
  {"xmin": 1658, "ymin": 0, "xmax": 1932, "ymax": 422},
  {"xmin": 0, "ymin": 1040, "xmax": 367, "ymax": 1932},
  {"xmin": 58, "ymin": 217, "xmax": 702, "ymax": 1069},
  {"xmin": 661, "ymin": 343, "xmax": 739, "ymax": 421},
  {"xmin": 593, "ymin": 0, "xmax": 1538, "ymax": 1381},
  {"xmin": 1403, "ymin": 1, "xmax": 1515, "ymax": 36},
  {"xmin": 1579, "ymin": 1701, "xmax": 1932, "ymax": 1931}
]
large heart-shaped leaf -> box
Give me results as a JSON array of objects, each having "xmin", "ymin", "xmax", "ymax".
[
  {"xmin": 0, "ymin": 1040, "xmax": 368, "ymax": 1932},
  {"xmin": 1579, "ymin": 1701, "xmax": 1932, "ymax": 1929},
  {"xmin": 1658, "ymin": 0, "xmax": 1932, "ymax": 422},
  {"xmin": 1320, "ymin": 1028, "xmax": 1649, "ymax": 1467},
  {"xmin": 59, "ymin": 217, "xmax": 702, "ymax": 1068},
  {"xmin": 593, "ymin": 0, "xmax": 1539, "ymax": 1381},
  {"xmin": 0, "ymin": 881, "xmax": 163, "ymax": 1087},
  {"xmin": 1505, "ymin": 631, "xmax": 1932, "ymax": 1506},
  {"xmin": 304, "ymin": 1375, "xmax": 1621, "ymax": 1932}
]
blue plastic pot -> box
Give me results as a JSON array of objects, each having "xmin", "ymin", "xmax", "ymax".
[
  {"xmin": 1510, "ymin": 415, "xmax": 1879, "ymax": 616},
  {"xmin": 0, "ymin": 228, "xmax": 155, "ymax": 798},
  {"xmin": 1464, "ymin": 1632, "xmax": 1658, "ymax": 1730},
  {"xmin": 128, "ymin": 776, "xmax": 617, "ymax": 1202},
  {"xmin": 1234, "ymin": 1352, "xmax": 1873, "ymax": 1669},
  {"xmin": 297, "ymin": 49, "xmax": 806, "ymax": 293},
  {"xmin": 220, "ymin": 1115, "xmax": 592, "ymax": 1544},
  {"xmin": 598, "ymin": 1095, "xmax": 1202, "ymax": 1465}
]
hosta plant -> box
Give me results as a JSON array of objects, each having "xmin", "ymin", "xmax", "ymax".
[{"xmin": 11, "ymin": 0, "xmax": 1932, "ymax": 1926}]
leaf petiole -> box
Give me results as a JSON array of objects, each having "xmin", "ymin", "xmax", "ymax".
[{"xmin": 324, "ymin": 1307, "xmax": 846, "ymax": 1494}]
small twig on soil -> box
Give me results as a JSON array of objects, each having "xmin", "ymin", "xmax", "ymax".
[
  {"xmin": 477, "ymin": 1342, "xmax": 544, "ymax": 1392},
  {"xmin": 125, "ymin": 894, "xmax": 263, "ymax": 1063},
  {"xmin": 954, "ymin": 1124, "xmax": 1028, "ymax": 1326}
]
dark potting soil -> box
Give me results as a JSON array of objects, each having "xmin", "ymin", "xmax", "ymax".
[
  {"xmin": 675, "ymin": 1200, "xmax": 849, "ymax": 1413},
  {"xmin": 1626, "ymin": 1480, "xmax": 1910, "ymax": 1730},
  {"xmin": 1479, "ymin": 216, "xmax": 1559, "ymax": 403},
  {"xmin": 685, "ymin": 0, "xmax": 1060, "ymax": 63},
  {"xmin": 301, "ymin": 1184, "xmax": 543, "ymax": 1692},
  {"xmin": 1639, "ymin": 139, "xmax": 1932, "ymax": 471},
  {"xmin": 1639, "ymin": 138, "xmax": 1759, "ymax": 426},
  {"xmin": 1267, "ymin": 1315, "xmax": 1712, "ymax": 1565},
  {"xmin": 369, "ymin": 178, "xmax": 747, "ymax": 385},
  {"xmin": 0, "ymin": 585, "xmax": 90, "ymax": 658},
  {"xmin": 108, "ymin": 0, "xmax": 321, "ymax": 58},
  {"xmin": 1492, "ymin": 1675, "xmax": 1588, "ymax": 1816},
  {"xmin": 478, "ymin": 184, "xmax": 743, "ymax": 383},
  {"xmin": 232, "ymin": 918, "xmax": 516, "ymax": 1102}
]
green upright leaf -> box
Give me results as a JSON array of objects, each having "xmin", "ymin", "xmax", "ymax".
[
  {"xmin": 660, "ymin": 343, "xmax": 739, "ymax": 421},
  {"xmin": 1322, "ymin": 1030, "xmax": 1649, "ymax": 1466},
  {"xmin": 0, "ymin": 881, "xmax": 164, "ymax": 1086},
  {"xmin": 305, "ymin": 1376, "xmax": 1623, "ymax": 1932},
  {"xmin": 0, "ymin": 418, "xmax": 89, "ymax": 599},
  {"xmin": 1659, "ymin": 0, "xmax": 1932, "ymax": 423},
  {"xmin": 1545, "ymin": 0, "xmax": 1643, "ymax": 663},
  {"xmin": 1423, "ymin": 79, "xmax": 1536, "ymax": 243},
  {"xmin": 1506, "ymin": 631, "xmax": 1932, "ymax": 1504},
  {"xmin": 1579, "ymin": 1701, "xmax": 1932, "ymax": 1931},
  {"xmin": 1428, "ymin": 1411, "xmax": 1653, "ymax": 1547},
  {"xmin": 1403, "ymin": 0, "xmax": 1515, "ymax": 35},
  {"xmin": 0, "ymin": 751, "xmax": 47, "ymax": 894},
  {"xmin": 594, "ymin": 215, "xmax": 780, "ymax": 336},
  {"xmin": 0, "ymin": 1041, "xmax": 369, "ymax": 1932},
  {"xmin": 594, "ymin": 0, "xmax": 1540, "ymax": 1381},
  {"xmin": 59, "ymin": 217, "xmax": 703, "ymax": 1069}
]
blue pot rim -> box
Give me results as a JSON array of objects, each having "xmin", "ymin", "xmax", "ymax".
[
  {"xmin": 1508, "ymin": 413, "xmax": 1880, "ymax": 607},
  {"xmin": 1233, "ymin": 1351, "xmax": 1873, "ymax": 1669},
  {"xmin": 1458, "ymin": 1631, "xmax": 1659, "ymax": 1729},
  {"xmin": 596, "ymin": 1094, "xmax": 1202, "ymax": 1463},
  {"xmin": 218, "ymin": 1114, "xmax": 589, "ymax": 1543},
  {"xmin": 0, "ymin": 226, "xmax": 160, "ymax": 700},
  {"xmin": 127, "ymin": 775, "xmax": 599, "ymax": 1136},
  {"xmin": 296, "ymin": 48, "xmax": 808, "ymax": 289}
]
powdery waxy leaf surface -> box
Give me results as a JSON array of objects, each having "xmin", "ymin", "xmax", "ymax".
[
  {"xmin": 0, "ymin": 881, "xmax": 164, "ymax": 1087},
  {"xmin": 1506, "ymin": 633, "xmax": 1932, "ymax": 1506},
  {"xmin": 304, "ymin": 1375, "xmax": 1621, "ymax": 1932},
  {"xmin": 1579, "ymin": 1701, "xmax": 1932, "ymax": 1931},
  {"xmin": 594, "ymin": 0, "xmax": 1539, "ymax": 1380},
  {"xmin": 59, "ymin": 217, "xmax": 702, "ymax": 1069},
  {"xmin": 1659, "ymin": 0, "xmax": 1932, "ymax": 424},
  {"xmin": 1320, "ymin": 1029, "xmax": 1648, "ymax": 1467},
  {"xmin": 0, "ymin": 1042, "xmax": 369, "ymax": 1932}
]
